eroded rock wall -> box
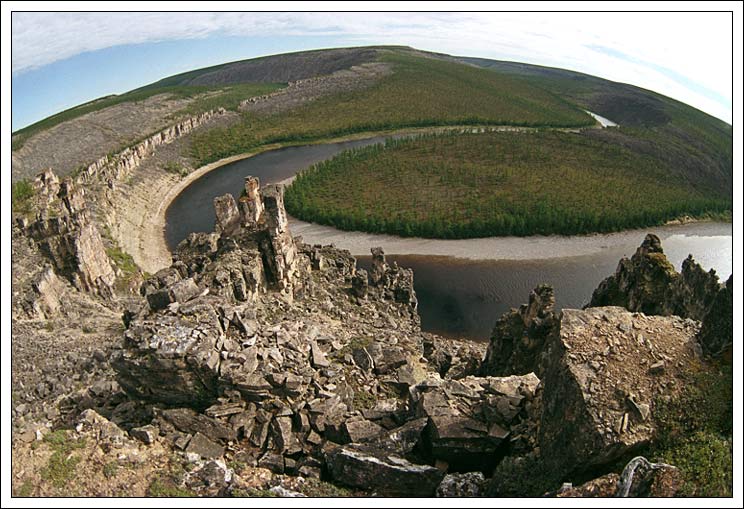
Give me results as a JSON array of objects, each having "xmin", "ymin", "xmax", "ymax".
[
  {"xmin": 19, "ymin": 169, "xmax": 115, "ymax": 298},
  {"xmin": 75, "ymin": 108, "xmax": 226, "ymax": 188}
]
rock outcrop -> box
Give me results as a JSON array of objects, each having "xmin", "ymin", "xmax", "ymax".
[
  {"xmin": 481, "ymin": 284, "xmax": 557, "ymax": 377},
  {"xmin": 697, "ymin": 275, "xmax": 733, "ymax": 358},
  {"xmin": 411, "ymin": 373, "xmax": 540, "ymax": 471},
  {"xmin": 367, "ymin": 247, "xmax": 418, "ymax": 308},
  {"xmin": 19, "ymin": 266, "xmax": 67, "ymax": 319},
  {"xmin": 537, "ymin": 307, "xmax": 699, "ymax": 475},
  {"xmin": 488, "ymin": 304, "xmax": 701, "ymax": 494},
  {"xmin": 113, "ymin": 177, "xmax": 446, "ymax": 490},
  {"xmin": 18, "ymin": 169, "xmax": 115, "ymax": 298},
  {"xmin": 588, "ymin": 233, "xmax": 722, "ymax": 320},
  {"xmin": 74, "ymin": 108, "xmax": 226, "ymax": 188},
  {"xmin": 325, "ymin": 443, "xmax": 444, "ymax": 496}
]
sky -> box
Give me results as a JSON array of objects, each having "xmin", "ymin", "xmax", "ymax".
[{"xmin": 10, "ymin": 10, "xmax": 735, "ymax": 131}]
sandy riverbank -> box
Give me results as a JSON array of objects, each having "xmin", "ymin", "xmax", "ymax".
[{"xmin": 289, "ymin": 218, "xmax": 731, "ymax": 262}]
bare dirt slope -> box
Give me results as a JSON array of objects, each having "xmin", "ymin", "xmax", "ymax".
[{"xmin": 11, "ymin": 93, "xmax": 194, "ymax": 182}]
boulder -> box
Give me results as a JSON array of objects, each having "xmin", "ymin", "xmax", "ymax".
[
  {"xmin": 185, "ymin": 432, "xmax": 225, "ymax": 459},
  {"xmin": 159, "ymin": 408, "xmax": 236, "ymax": 443},
  {"xmin": 22, "ymin": 265, "xmax": 66, "ymax": 319},
  {"xmin": 214, "ymin": 194, "xmax": 241, "ymax": 237},
  {"xmin": 343, "ymin": 418, "xmax": 386, "ymax": 443},
  {"xmin": 112, "ymin": 299, "xmax": 224, "ymax": 409},
  {"xmin": 21, "ymin": 171, "xmax": 115, "ymax": 298},
  {"xmin": 372, "ymin": 417, "xmax": 429, "ymax": 455},
  {"xmin": 325, "ymin": 444, "xmax": 445, "ymax": 496},
  {"xmin": 410, "ymin": 373, "xmax": 539, "ymax": 470},
  {"xmin": 351, "ymin": 268, "xmax": 369, "ymax": 298},
  {"xmin": 436, "ymin": 472, "xmax": 487, "ymax": 497},
  {"xmin": 493, "ymin": 306, "xmax": 701, "ymax": 490},
  {"xmin": 75, "ymin": 409, "xmax": 129, "ymax": 451},
  {"xmin": 129, "ymin": 424, "xmax": 158, "ymax": 445}
]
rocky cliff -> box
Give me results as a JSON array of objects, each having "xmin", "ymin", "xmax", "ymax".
[
  {"xmin": 76, "ymin": 108, "xmax": 225, "ymax": 189},
  {"xmin": 588, "ymin": 233, "xmax": 722, "ymax": 320},
  {"xmin": 109, "ymin": 177, "xmax": 539, "ymax": 495},
  {"xmin": 18, "ymin": 169, "xmax": 115, "ymax": 298}
]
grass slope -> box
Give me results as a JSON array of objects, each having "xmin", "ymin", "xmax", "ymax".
[
  {"xmin": 285, "ymin": 132, "xmax": 731, "ymax": 238},
  {"xmin": 189, "ymin": 52, "xmax": 594, "ymax": 165}
]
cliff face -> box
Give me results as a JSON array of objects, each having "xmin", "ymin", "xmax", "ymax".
[
  {"xmin": 75, "ymin": 108, "xmax": 225, "ymax": 188},
  {"xmin": 482, "ymin": 234, "xmax": 731, "ymax": 495},
  {"xmin": 18, "ymin": 169, "xmax": 115, "ymax": 298},
  {"xmin": 697, "ymin": 275, "xmax": 733, "ymax": 358}
]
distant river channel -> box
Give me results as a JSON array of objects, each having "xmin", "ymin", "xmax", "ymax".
[{"xmin": 165, "ymin": 136, "xmax": 733, "ymax": 341}]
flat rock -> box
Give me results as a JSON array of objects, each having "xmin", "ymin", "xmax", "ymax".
[
  {"xmin": 160, "ymin": 408, "xmax": 236, "ymax": 443},
  {"xmin": 185, "ymin": 432, "xmax": 224, "ymax": 459},
  {"xmin": 325, "ymin": 444, "xmax": 444, "ymax": 496}
]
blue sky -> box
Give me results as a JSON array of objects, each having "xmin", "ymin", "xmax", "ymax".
[{"xmin": 11, "ymin": 11, "xmax": 734, "ymax": 131}]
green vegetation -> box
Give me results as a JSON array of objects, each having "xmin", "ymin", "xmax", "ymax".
[
  {"xmin": 12, "ymin": 179, "xmax": 34, "ymax": 216},
  {"xmin": 299, "ymin": 478, "xmax": 354, "ymax": 497},
  {"xmin": 106, "ymin": 245, "xmax": 137, "ymax": 273},
  {"xmin": 106, "ymin": 245, "xmax": 141, "ymax": 292},
  {"xmin": 190, "ymin": 53, "xmax": 593, "ymax": 165},
  {"xmin": 17, "ymin": 480, "xmax": 34, "ymax": 497},
  {"xmin": 650, "ymin": 362, "xmax": 733, "ymax": 496},
  {"xmin": 12, "ymin": 82, "xmax": 282, "ymax": 150},
  {"xmin": 40, "ymin": 430, "xmax": 86, "ymax": 488},
  {"xmin": 162, "ymin": 161, "xmax": 188, "ymax": 178},
  {"xmin": 232, "ymin": 488, "xmax": 279, "ymax": 497},
  {"xmin": 466, "ymin": 57, "xmax": 732, "ymax": 198},
  {"xmin": 148, "ymin": 477, "xmax": 196, "ymax": 497},
  {"xmin": 103, "ymin": 461, "xmax": 119, "ymax": 479},
  {"xmin": 285, "ymin": 131, "xmax": 731, "ymax": 238}
]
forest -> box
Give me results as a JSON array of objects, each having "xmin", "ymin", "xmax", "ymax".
[{"xmin": 284, "ymin": 131, "xmax": 731, "ymax": 238}]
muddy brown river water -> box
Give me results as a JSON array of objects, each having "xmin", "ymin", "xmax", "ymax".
[{"xmin": 166, "ymin": 137, "xmax": 733, "ymax": 341}]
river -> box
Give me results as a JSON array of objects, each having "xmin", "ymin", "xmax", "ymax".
[{"xmin": 165, "ymin": 137, "xmax": 732, "ymax": 341}]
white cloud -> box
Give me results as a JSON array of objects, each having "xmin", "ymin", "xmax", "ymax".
[{"xmin": 11, "ymin": 11, "xmax": 733, "ymax": 122}]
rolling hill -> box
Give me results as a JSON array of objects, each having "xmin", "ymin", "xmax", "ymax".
[{"xmin": 12, "ymin": 45, "xmax": 732, "ymax": 229}]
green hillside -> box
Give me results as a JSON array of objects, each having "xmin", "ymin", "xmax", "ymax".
[
  {"xmin": 461, "ymin": 56, "xmax": 733, "ymax": 196},
  {"xmin": 13, "ymin": 45, "xmax": 732, "ymax": 225},
  {"xmin": 189, "ymin": 51, "xmax": 594, "ymax": 164}
]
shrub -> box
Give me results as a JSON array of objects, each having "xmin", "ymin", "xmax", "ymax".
[
  {"xmin": 12, "ymin": 180, "xmax": 34, "ymax": 215},
  {"xmin": 649, "ymin": 362, "xmax": 733, "ymax": 496}
]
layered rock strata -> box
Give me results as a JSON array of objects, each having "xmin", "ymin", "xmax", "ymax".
[
  {"xmin": 18, "ymin": 169, "xmax": 115, "ymax": 298},
  {"xmin": 75, "ymin": 108, "xmax": 226, "ymax": 188}
]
